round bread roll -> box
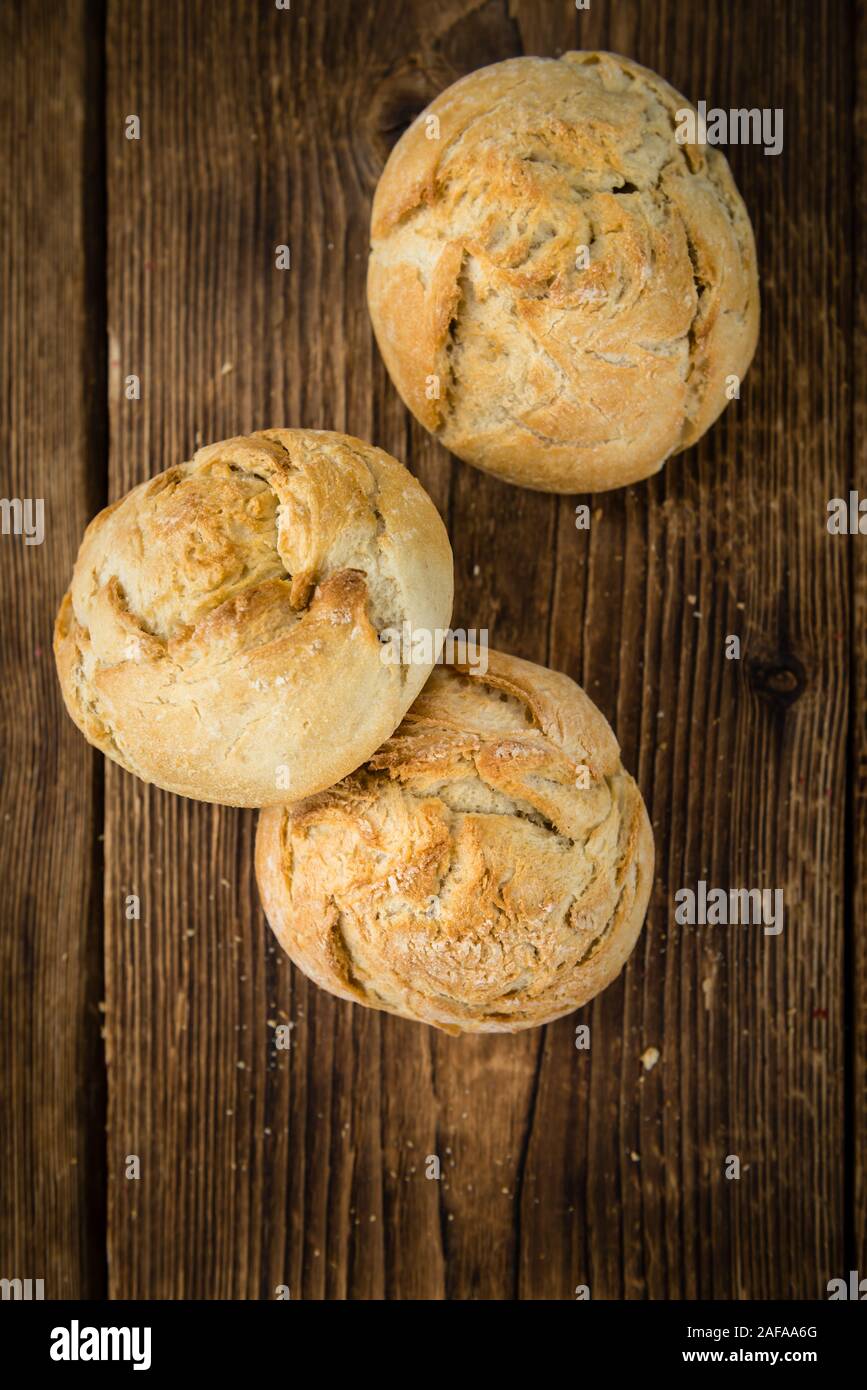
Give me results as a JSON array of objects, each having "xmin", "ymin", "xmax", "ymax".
[
  {"xmin": 256, "ymin": 649, "xmax": 654, "ymax": 1033},
  {"xmin": 54, "ymin": 429, "xmax": 453, "ymax": 807},
  {"xmin": 368, "ymin": 51, "xmax": 759, "ymax": 494}
]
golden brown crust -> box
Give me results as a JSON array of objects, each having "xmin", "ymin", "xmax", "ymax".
[
  {"xmin": 368, "ymin": 51, "xmax": 760, "ymax": 493},
  {"xmin": 54, "ymin": 429, "xmax": 454, "ymax": 806},
  {"xmin": 256, "ymin": 649, "xmax": 654, "ymax": 1032}
]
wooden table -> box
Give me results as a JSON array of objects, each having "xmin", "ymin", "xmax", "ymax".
[{"xmin": 1, "ymin": 0, "xmax": 864, "ymax": 1300}]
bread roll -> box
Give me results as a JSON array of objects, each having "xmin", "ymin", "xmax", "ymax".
[
  {"xmin": 368, "ymin": 51, "xmax": 759, "ymax": 494},
  {"xmin": 256, "ymin": 649, "xmax": 653, "ymax": 1032},
  {"xmin": 54, "ymin": 429, "xmax": 453, "ymax": 807}
]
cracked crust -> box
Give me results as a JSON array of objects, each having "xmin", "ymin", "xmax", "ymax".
[
  {"xmin": 54, "ymin": 428, "xmax": 454, "ymax": 806},
  {"xmin": 255, "ymin": 649, "xmax": 654, "ymax": 1032},
  {"xmin": 367, "ymin": 51, "xmax": 760, "ymax": 493}
]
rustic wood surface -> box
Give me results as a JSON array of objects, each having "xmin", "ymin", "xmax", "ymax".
[
  {"xmin": 0, "ymin": 0, "xmax": 106, "ymax": 1299},
  {"xmin": 0, "ymin": 0, "xmax": 862, "ymax": 1299},
  {"xmin": 853, "ymin": 0, "xmax": 867, "ymax": 1277}
]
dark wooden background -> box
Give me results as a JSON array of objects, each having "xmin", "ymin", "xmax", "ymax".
[{"xmin": 1, "ymin": 0, "xmax": 864, "ymax": 1300}]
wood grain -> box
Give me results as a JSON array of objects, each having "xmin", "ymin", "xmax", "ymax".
[
  {"xmin": 1, "ymin": 0, "xmax": 858, "ymax": 1300},
  {"xmin": 516, "ymin": 0, "xmax": 852, "ymax": 1300},
  {"xmin": 853, "ymin": 0, "xmax": 867, "ymax": 1277},
  {"xmin": 0, "ymin": 0, "xmax": 106, "ymax": 1299}
]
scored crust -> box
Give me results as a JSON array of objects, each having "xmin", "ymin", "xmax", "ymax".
[
  {"xmin": 255, "ymin": 649, "xmax": 654, "ymax": 1033},
  {"xmin": 367, "ymin": 50, "xmax": 760, "ymax": 493},
  {"xmin": 54, "ymin": 429, "xmax": 453, "ymax": 806}
]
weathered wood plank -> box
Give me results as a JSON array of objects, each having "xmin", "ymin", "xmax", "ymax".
[
  {"xmin": 0, "ymin": 0, "xmax": 106, "ymax": 1299},
  {"xmin": 852, "ymin": 0, "xmax": 867, "ymax": 1280},
  {"xmin": 102, "ymin": 0, "xmax": 418, "ymax": 1299}
]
